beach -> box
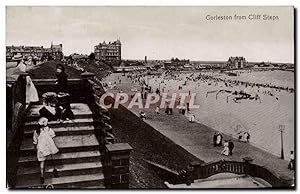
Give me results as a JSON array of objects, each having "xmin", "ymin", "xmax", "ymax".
[{"xmin": 102, "ymin": 69, "xmax": 294, "ymax": 160}]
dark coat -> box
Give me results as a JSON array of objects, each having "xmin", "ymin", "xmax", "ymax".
[
  {"xmin": 213, "ymin": 134, "xmax": 217, "ymax": 144},
  {"xmin": 228, "ymin": 141, "xmax": 234, "ymax": 150},
  {"xmin": 56, "ymin": 72, "xmax": 68, "ymax": 93}
]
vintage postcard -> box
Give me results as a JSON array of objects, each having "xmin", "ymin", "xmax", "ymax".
[{"xmin": 6, "ymin": 6, "xmax": 295, "ymax": 189}]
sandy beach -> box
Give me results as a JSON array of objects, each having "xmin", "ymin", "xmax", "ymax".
[{"xmin": 102, "ymin": 69, "xmax": 294, "ymax": 160}]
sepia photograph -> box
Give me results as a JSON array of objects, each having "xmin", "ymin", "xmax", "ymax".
[{"xmin": 6, "ymin": 6, "xmax": 295, "ymax": 189}]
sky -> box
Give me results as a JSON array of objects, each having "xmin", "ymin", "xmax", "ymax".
[{"xmin": 6, "ymin": 6, "xmax": 294, "ymax": 63}]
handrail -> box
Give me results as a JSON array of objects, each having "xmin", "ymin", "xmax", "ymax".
[
  {"xmin": 32, "ymin": 78, "xmax": 82, "ymax": 82},
  {"xmin": 81, "ymin": 72, "xmax": 115, "ymax": 146},
  {"xmin": 147, "ymin": 159, "xmax": 294, "ymax": 188},
  {"xmin": 189, "ymin": 159, "xmax": 293, "ymax": 188},
  {"xmin": 144, "ymin": 159, "xmax": 182, "ymax": 184},
  {"xmin": 31, "ymin": 79, "xmax": 82, "ymax": 86}
]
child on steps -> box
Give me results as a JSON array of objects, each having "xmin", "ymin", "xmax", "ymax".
[{"xmin": 33, "ymin": 117, "xmax": 59, "ymax": 184}]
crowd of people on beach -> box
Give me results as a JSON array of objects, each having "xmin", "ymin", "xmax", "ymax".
[
  {"xmin": 102, "ymin": 68, "xmax": 295, "ymax": 172},
  {"xmin": 103, "ymin": 69, "xmax": 294, "ymax": 162},
  {"xmin": 104, "ymin": 69, "xmax": 294, "ymax": 123},
  {"xmin": 136, "ymin": 70, "xmax": 294, "ymax": 103}
]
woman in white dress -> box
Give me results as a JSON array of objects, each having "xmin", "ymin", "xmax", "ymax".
[
  {"xmin": 216, "ymin": 132, "xmax": 223, "ymax": 146},
  {"xmin": 33, "ymin": 117, "xmax": 59, "ymax": 184},
  {"xmin": 26, "ymin": 76, "xmax": 39, "ymax": 105},
  {"xmin": 221, "ymin": 140, "xmax": 229, "ymax": 156}
]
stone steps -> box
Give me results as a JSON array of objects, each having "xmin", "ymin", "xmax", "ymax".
[
  {"xmin": 17, "ymin": 161, "xmax": 103, "ymax": 180},
  {"xmin": 15, "ymin": 173, "xmax": 105, "ymax": 189},
  {"xmin": 18, "ymin": 150, "xmax": 102, "ymax": 168},
  {"xmin": 84, "ymin": 185, "xmax": 106, "ymax": 189},
  {"xmin": 20, "ymin": 134, "xmax": 100, "ymax": 156},
  {"xmin": 26, "ymin": 112, "xmax": 93, "ymax": 122},
  {"xmin": 26, "ymin": 103, "xmax": 94, "ymax": 122},
  {"xmin": 16, "ymin": 103, "xmax": 106, "ymax": 188},
  {"xmin": 24, "ymin": 118, "xmax": 95, "ymax": 129},
  {"xmin": 23, "ymin": 125, "xmax": 96, "ymax": 138}
]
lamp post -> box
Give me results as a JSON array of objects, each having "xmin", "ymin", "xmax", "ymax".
[{"xmin": 279, "ymin": 125, "xmax": 285, "ymax": 160}]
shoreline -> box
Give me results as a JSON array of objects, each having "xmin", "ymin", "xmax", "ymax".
[{"xmin": 102, "ymin": 69, "xmax": 294, "ymax": 159}]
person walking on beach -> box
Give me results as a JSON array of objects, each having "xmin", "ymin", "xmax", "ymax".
[
  {"xmin": 139, "ymin": 111, "xmax": 146, "ymax": 119},
  {"xmin": 244, "ymin": 132, "xmax": 250, "ymax": 143},
  {"xmin": 189, "ymin": 114, "xmax": 195, "ymax": 123},
  {"xmin": 238, "ymin": 132, "xmax": 243, "ymax": 142},
  {"xmin": 216, "ymin": 132, "xmax": 223, "ymax": 147},
  {"xmin": 221, "ymin": 140, "xmax": 229, "ymax": 156},
  {"xmin": 179, "ymin": 105, "xmax": 183, "ymax": 114},
  {"xmin": 213, "ymin": 132, "xmax": 217, "ymax": 147},
  {"xmin": 228, "ymin": 140, "xmax": 234, "ymax": 156},
  {"xmin": 288, "ymin": 151, "xmax": 295, "ymax": 170},
  {"xmin": 186, "ymin": 102, "xmax": 190, "ymax": 112},
  {"xmin": 155, "ymin": 106, "xmax": 160, "ymax": 114},
  {"xmin": 155, "ymin": 88, "xmax": 160, "ymax": 95},
  {"xmin": 182, "ymin": 107, "xmax": 186, "ymax": 115},
  {"xmin": 169, "ymin": 107, "xmax": 173, "ymax": 115},
  {"xmin": 165, "ymin": 106, "xmax": 170, "ymax": 115}
]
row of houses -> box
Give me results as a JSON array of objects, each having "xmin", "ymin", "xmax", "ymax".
[
  {"xmin": 6, "ymin": 43, "xmax": 63, "ymax": 61},
  {"xmin": 6, "ymin": 39, "xmax": 121, "ymax": 63}
]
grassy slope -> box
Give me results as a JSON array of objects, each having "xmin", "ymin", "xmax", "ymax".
[{"xmin": 108, "ymin": 101, "xmax": 203, "ymax": 188}]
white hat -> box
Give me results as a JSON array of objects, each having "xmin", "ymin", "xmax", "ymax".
[{"xmin": 38, "ymin": 117, "xmax": 48, "ymax": 126}]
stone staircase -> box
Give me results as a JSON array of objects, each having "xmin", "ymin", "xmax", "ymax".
[{"xmin": 15, "ymin": 103, "xmax": 105, "ymax": 188}]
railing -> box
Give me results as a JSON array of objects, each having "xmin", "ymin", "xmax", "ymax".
[
  {"xmin": 144, "ymin": 160, "xmax": 182, "ymax": 184},
  {"xmin": 147, "ymin": 158, "xmax": 294, "ymax": 188},
  {"xmin": 192, "ymin": 160, "xmax": 246, "ymax": 179},
  {"xmin": 81, "ymin": 72, "xmax": 115, "ymax": 146},
  {"xmin": 81, "ymin": 72, "xmax": 133, "ymax": 189},
  {"xmin": 32, "ymin": 78, "xmax": 85, "ymax": 103},
  {"xmin": 188, "ymin": 159, "xmax": 294, "ymax": 188}
]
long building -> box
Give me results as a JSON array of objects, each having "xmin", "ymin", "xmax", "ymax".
[
  {"xmin": 94, "ymin": 40, "xmax": 121, "ymax": 62},
  {"xmin": 6, "ymin": 43, "xmax": 63, "ymax": 61},
  {"xmin": 164, "ymin": 58, "xmax": 190, "ymax": 70}
]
